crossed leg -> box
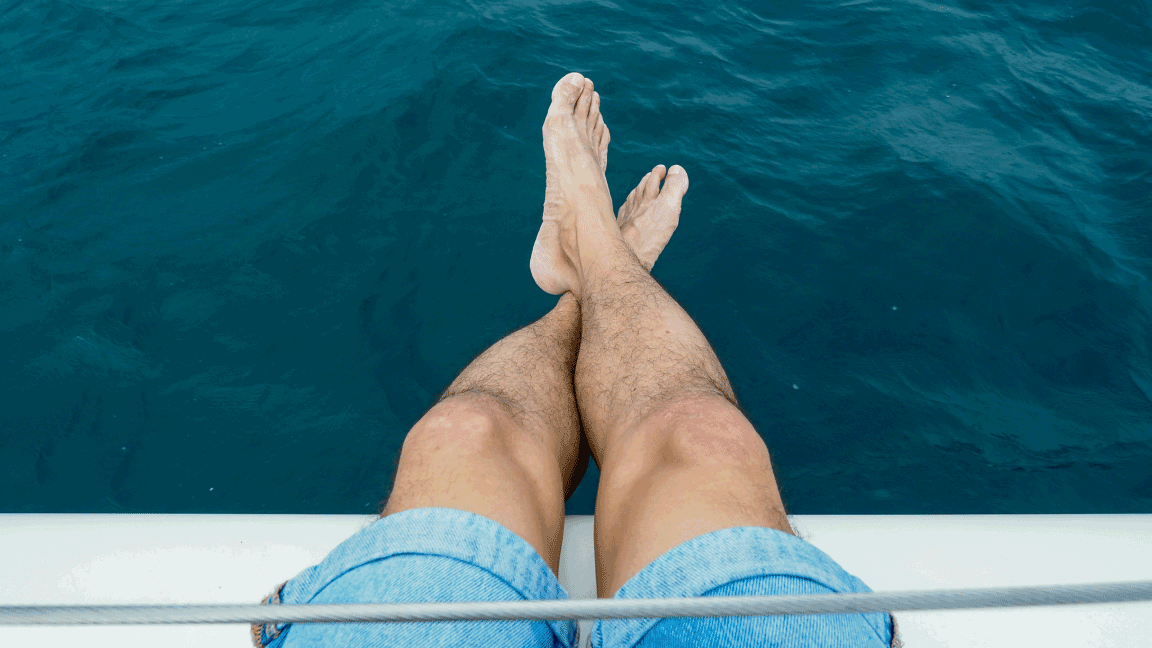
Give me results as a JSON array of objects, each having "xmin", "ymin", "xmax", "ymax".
[
  {"xmin": 381, "ymin": 70, "xmax": 688, "ymax": 577},
  {"xmin": 384, "ymin": 72, "xmax": 792, "ymax": 596},
  {"xmin": 531, "ymin": 72, "xmax": 793, "ymax": 597}
]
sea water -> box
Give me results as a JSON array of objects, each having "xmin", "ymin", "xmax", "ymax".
[{"xmin": 1, "ymin": 0, "xmax": 1149, "ymax": 515}]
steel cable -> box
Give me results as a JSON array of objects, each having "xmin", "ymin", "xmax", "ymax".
[{"xmin": 1, "ymin": 581, "xmax": 1150, "ymax": 625}]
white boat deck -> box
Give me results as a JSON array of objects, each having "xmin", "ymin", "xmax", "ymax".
[{"xmin": 1, "ymin": 514, "xmax": 1150, "ymax": 647}]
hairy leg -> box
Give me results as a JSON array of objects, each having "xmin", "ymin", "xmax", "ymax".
[
  {"xmin": 381, "ymin": 73, "xmax": 688, "ymax": 577},
  {"xmin": 580, "ymin": 179, "xmax": 793, "ymax": 598},
  {"xmin": 529, "ymin": 72, "xmax": 793, "ymax": 597},
  {"xmin": 382, "ymin": 294, "xmax": 583, "ymax": 575}
]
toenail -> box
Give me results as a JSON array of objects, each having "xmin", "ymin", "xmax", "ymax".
[{"xmin": 568, "ymin": 75, "xmax": 584, "ymax": 87}]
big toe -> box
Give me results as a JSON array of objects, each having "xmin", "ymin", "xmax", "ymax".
[
  {"xmin": 662, "ymin": 165, "xmax": 689, "ymax": 202},
  {"xmin": 548, "ymin": 72, "xmax": 586, "ymax": 118}
]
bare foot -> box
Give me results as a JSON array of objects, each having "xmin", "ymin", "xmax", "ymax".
[
  {"xmin": 566, "ymin": 85, "xmax": 686, "ymax": 272},
  {"xmin": 530, "ymin": 73, "xmax": 617, "ymax": 296},
  {"xmin": 618, "ymin": 164, "xmax": 689, "ymax": 271}
]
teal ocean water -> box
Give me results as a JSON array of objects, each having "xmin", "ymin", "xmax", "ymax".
[{"xmin": 2, "ymin": 0, "xmax": 1150, "ymax": 516}]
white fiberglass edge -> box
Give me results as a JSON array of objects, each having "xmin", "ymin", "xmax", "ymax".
[{"xmin": 0, "ymin": 514, "xmax": 1149, "ymax": 648}]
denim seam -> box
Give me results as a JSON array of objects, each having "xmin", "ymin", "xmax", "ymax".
[
  {"xmin": 704, "ymin": 574, "xmax": 894, "ymax": 646},
  {"xmin": 304, "ymin": 552, "xmax": 544, "ymax": 605},
  {"xmin": 595, "ymin": 526, "xmax": 890, "ymax": 648},
  {"xmin": 261, "ymin": 508, "xmax": 575, "ymax": 648},
  {"xmin": 598, "ymin": 572, "xmax": 884, "ymax": 648}
]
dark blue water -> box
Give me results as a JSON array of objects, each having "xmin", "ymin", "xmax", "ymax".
[{"xmin": 2, "ymin": 0, "xmax": 1150, "ymax": 516}]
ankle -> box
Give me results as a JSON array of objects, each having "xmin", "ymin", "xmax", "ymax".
[{"xmin": 577, "ymin": 227, "xmax": 646, "ymax": 293}]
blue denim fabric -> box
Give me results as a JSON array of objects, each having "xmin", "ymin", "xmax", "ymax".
[
  {"xmin": 252, "ymin": 507, "xmax": 577, "ymax": 648},
  {"xmin": 592, "ymin": 526, "xmax": 895, "ymax": 648},
  {"xmin": 253, "ymin": 507, "xmax": 893, "ymax": 648}
]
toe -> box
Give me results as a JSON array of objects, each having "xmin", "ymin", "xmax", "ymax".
[
  {"xmin": 548, "ymin": 73, "xmax": 586, "ymax": 118},
  {"xmin": 575, "ymin": 79, "xmax": 594, "ymax": 123},
  {"xmin": 618, "ymin": 175, "xmax": 643, "ymax": 222},
  {"xmin": 599, "ymin": 123, "xmax": 610, "ymax": 171},
  {"xmin": 662, "ymin": 165, "xmax": 689, "ymax": 200},
  {"xmin": 645, "ymin": 165, "xmax": 666, "ymax": 198},
  {"xmin": 627, "ymin": 173, "xmax": 648, "ymax": 206},
  {"xmin": 589, "ymin": 94, "xmax": 602, "ymax": 140}
]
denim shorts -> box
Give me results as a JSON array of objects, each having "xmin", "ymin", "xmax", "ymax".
[{"xmin": 251, "ymin": 507, "xmax": 896, "ymax": 648}]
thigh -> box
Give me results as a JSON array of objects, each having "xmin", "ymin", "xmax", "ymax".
[
  {"xmin": 252, "ymin": 507, "xmax": 578, "ymax": 648},
  {"xmin": 594, "ymin": 395, "xmax": 791, "ymax": 598},
  {"xmin": 383, "ymin": 394, "xmax": 568, "ymax": 574}
]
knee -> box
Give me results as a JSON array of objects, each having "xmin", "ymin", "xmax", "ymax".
[
  {"xmin": 404, "ymin": 397, "xmax": 507, "ymax": 458},
  {"xmin": 643, "ymin": 394, "xmax": 771, "ymax": 469}
]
